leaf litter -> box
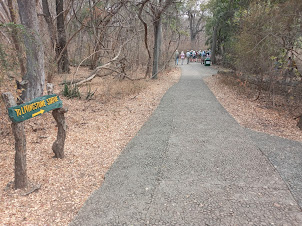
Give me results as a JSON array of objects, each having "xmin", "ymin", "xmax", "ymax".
[
  {"xmin": 204, "ymin": 71, "xmax": 302, "ymax": 142},
  {"xmin": 0, "ymin": 67, "xmax": 181, "ymax": 225}
]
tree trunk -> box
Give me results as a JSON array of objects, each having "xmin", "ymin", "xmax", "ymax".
[
  {"xmin": 75, "ymin": 28, "xmax": 83, "ymax": 64},
  {"xmin": 137, "ymin": 0, "xmax": 152, "ymax": 78},
  {"xmin": 17, "ymin": 0, "xmax": 45, "ymax": 102},
  {"xmin": 2, "ymin": 92, "xmax": 28, "ymax": 189},
  {"xmin": 12, "ymin": 122, "xmax": 27, "ymax": 188},
  {"xmin": 56, "ymin": 0, "xmax": 70, "ymax": 73},
  {"xmin": 189, "ymin": 12, "xmax": 197, "ymax": 49},
  {"xmin": 52, "ymin": 108, "xmax": 67, "ymax": 158},
  {"xmin": 190, "ymin": 34, "xmax": 196, "ymax": 50},
  {"xmin": 211, "ymin": 24, "xmax": 218, "ymax": 64},
  {"xmin": 47, "ymin": 83, "xmax": 67, "ymax": 158},
  {"xmin": 7, "ymin": 0, "xmax": 26, "ymax": 76},
  {"xmin": 152, "ymin": 17, "xmax": 162, "ymax": 79},
  {"xmin": 90, "ymin": 35, "xmax": 104, "ymax": 70},
  {"xmin": 42, "ymin": 0, "xmax": 57, "ymax": 51}
]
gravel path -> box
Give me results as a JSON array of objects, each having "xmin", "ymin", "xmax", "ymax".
[
  {"xmin": 71, "ymin": 63, "xmax": 302, "ymax": 225},
  {"xmin": 247, "ymin": 129, "xmax": 302, "ymax": 209}
]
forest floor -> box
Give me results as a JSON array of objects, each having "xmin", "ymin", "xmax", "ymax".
[
  {"xmin": 204, "ymin": 66, "xmax": 302, "ymax": 142},
  {"xmin": 0, "ymin": 66, "xmax": 181, "ymax": 225},
  {"xmin": 1, "ymin": 65, "xmax": 302, "ymax": 225}
]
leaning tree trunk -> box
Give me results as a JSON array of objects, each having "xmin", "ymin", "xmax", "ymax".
[
  {"xmin": 56, "ymin": 0, "xmax": 70, "ymax": 73},
  {"xmin": 152, "ymin": 17, "xmax": 162, "ymax": 79},
  {"xmin": 17, "ymin": 0, "xmax": 45, "ymax": 102}
]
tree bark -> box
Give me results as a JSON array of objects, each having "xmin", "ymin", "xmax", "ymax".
[
  {"xmin": 188, "ymin": 10, "xmax": 204, "ymax": 49},
  {"xmin": 7, "ymin": 0, "xmax": 26, "ymax": 76},
  {"xmin": 2, "ymin": 92, "xmax": 28, "ymax": 189},
  {"xmin": 12, "ymin": 122, "xmax": 27, "ymax": 189},
  {"xmin": 17, "ymin": 0, "xmax": 45, "ymax": 102},
  {"xmin": 56, "ymin": 0, "xmax": 70, "ymax": 73},
  {"xmin": 42, "ymin": 0, "xmax": 57, "ymax": 51},
  {"xmin": 211, "ymin": 24, "xmax": 218, "ymax": 64},
  {"xmin": 52, "ymin": 108, "xmax": 67, "ymax": 159},
  {"xmin": 47, "ymin": 83, "xmax": 67, "ymax": 158},
  {"xmin": 137, "ymin": 0, "xmax": 152, "ymax": 77},
  {"xmin": 90, "ymin": 35, "xmax": 104, "ymax": 70},
  {"xmin": 152, "ymin": 17, "xmax": 162, "ymax": 79}
]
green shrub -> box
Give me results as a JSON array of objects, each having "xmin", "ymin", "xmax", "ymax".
[{"xmin": 63, "ymin": 83, "xmax": 81, "ymax": 98}]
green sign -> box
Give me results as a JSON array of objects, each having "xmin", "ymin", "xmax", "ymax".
[{"xmin": 8, "ymin": 94, "xmax": 63, "ymax": 123}]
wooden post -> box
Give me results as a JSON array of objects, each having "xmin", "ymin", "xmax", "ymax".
[
  {"xmin": 47, "ymin": 83, "xmax": 68, "ymax": 158},
  {"xmin": 52, "ymin": 107, "xmax": 68, "ymax": 158},
  {"xmin": 2, "ymin": 92, "xmax": 28, "ymax": 189}
]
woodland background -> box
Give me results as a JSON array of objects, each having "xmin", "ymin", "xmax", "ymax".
[{"xmin": 0, "ymin": 0, "xmax": 301, "ymax": 93}]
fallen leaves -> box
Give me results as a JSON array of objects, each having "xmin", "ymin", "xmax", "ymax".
[
  {"xmin": 0, "ymin": 67, "xmax": 181, "ymax": 225},
  {"xmin": 204, "ymin": 74, "xmax": 302, "ymax": 142}
]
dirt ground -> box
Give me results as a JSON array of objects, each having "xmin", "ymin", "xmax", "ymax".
[
  {"xmin": 204, "ymin": 69, "xmax": 302, "ymax": 142},
  {"xmin": 0, "ymin": 67, "xmax": 181, "ymax": 225}
]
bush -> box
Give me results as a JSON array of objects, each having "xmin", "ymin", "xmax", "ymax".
[{"xmin": 63, "ymin": 83, "xmax": 81, "ymax": 99}]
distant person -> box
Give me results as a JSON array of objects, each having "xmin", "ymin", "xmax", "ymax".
[
  {"xmin": 206, "ymin": 51, "xmax": 211, "ymax": 59},
  {"xmin": 175, "ymin": 50, "xmax": 179, "ymax": 65},
  {"xmin": 192, "ymin": 50, "xmax": 196, "ymax": 62},
  {"xmin": 186, "ymin": 50, "xmax": 191, "ymax": 64},
  {"xmin": 202, "ymin": 50, "xmax": 207, "ymax": 64},
  {"xmin": 180, "ymin": 51, "xmax": 185, "ymax": 65},
  {"xmin": 198, "ymin": 50, "xmax": 202, "ymax": 63}
]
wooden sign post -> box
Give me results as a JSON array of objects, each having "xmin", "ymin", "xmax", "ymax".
[
  {"xmin": 2, "ymin": 83, "xmax": 67, "ymax": 189},
  {"xmin": 2, "ymin": 93, "xmax": 28, "ymax": 189},
  {"xmin": 7, "ymin": 94, "xmax": 62, "ymax": 123}
]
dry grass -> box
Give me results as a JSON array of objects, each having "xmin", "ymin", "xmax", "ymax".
[
  {"xmin": 0, "ymin": 66, "xmax": 181, "ymax": 225},
  {"xmin": 204, "ymin": 72, "xmax": 302, "ymax": 142}
]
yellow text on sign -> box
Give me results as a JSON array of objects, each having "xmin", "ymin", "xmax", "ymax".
[
  {"xmin": 14, "ymin": 100, "xmax": 46, "ymax": 117},
  {"xmin": 46, "ymin": 96, "xmax": 59, "ymax": 105}
]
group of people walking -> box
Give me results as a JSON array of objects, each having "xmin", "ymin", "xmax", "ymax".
[{"xmin": 175, "ymin": 49, "xmax": 211, "ymax": 65}]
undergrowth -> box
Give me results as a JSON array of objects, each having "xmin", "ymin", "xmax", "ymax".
[
  {"xmin": 217, "ymin": 74, "xmax": 302, "ymax": 117},
  {"xmin": 63, "ymin": 83, "xmax": 81, "ymax": 99}
]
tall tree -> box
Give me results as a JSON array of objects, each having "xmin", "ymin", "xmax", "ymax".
[
  {"xmin": 56, "ymin": 0, "xmax": 70, "ymax": 73},
  {"xmin": 42, "ymin": 0, "xmax": 57, "ymax": 52},
  {"xmin": 136, "ymin": 0, "xmax": 152, "ymax": 77},
  {"xmin": 183, "ymin": 0, "xmax": 206, "ymax": 48},
  {"xmin": 206, "ymin": 0, "xmax": 251, "ymax": 64},
  {"xmin": 150, "ymin": 0, "xmax": 174, "ymax": 79},
  {"xmin": 17, "ymin": 0, "xmax": 45, "ymax": 102},
  {"xmin": 188, "ymin": 10, "xmax": 205, "ymax": 44}
]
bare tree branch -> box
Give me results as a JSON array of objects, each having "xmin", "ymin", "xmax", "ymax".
[{"xmin": 72, "ymin": 31, "xmax": 140, "ymax": 86}]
